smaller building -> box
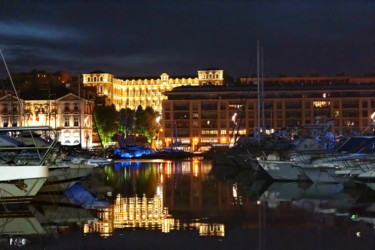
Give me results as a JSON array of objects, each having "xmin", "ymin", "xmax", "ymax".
[
  {"xmin": 0, "ymin": 93, "xmax": 94, "ymax": 149},
  {"xmin": 161, "ymin": 76, "xmax": 375, "ymax": 152}
]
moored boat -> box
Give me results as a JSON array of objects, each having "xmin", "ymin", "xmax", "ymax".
[{"xmin": 0, "ymin": 126, "xmax": 58, "ymax": 204}]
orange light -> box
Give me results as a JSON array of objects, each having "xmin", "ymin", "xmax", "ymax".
[
  {"xmin": 193, "ymin": 160, "xmax": 199, "ymax": 177},
  {"xmin": 165, "ymin": 162, "xmax": 172, "ymax": 177}
]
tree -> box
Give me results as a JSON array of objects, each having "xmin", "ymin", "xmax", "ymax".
[
  {"xmin": 93, "ymin": 105, "xmax": 119, "ymax": 147},
  {"xmin": 134, "ymin": 106, "xmax": 160, "ymax": 144},
  {"xmin": 94, "ymin": 105, "xmax": 160, "ymax": 148},
  {"xmin": 119, "ymin": 108, "xmax": 136, "ymax": 137}
]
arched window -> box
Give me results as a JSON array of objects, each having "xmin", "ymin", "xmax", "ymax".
[{"xmin": 100, "ymin": 76, "xmax": 103, "ymax": 81}]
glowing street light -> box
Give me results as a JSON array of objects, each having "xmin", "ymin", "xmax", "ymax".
[
  {"xmin": 371, "ymin": 111, "xmax": 375, "ymax": 122},
  {"xmin": 231, "ymin": 113, "xmax": 237, "ymax": 123}
]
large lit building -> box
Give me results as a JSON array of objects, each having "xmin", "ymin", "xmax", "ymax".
[
  {"xmin": 0, "ymin": 93, "xmax": 94, "ymax": 149},
  {"xmin": 82, "ymin": 69, "xmax": 224, "ymax": 112},
  {"xmin": 161, "ymin": 76, "xmax": 375, "ymax": 151}
]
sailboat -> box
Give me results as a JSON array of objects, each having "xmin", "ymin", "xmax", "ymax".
[{"xmin": 210, "ymin": 41, "xmax": 265, "ymax": 168}]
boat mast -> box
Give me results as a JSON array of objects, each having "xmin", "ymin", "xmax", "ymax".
[
  {"xmin": 78, "ymin": 72, "xmax": 82, "ymax": 148},
  {"xmin": 261, "ymin": 46, "xmax": 265, "ymax": 133},
  {"xmin": 257, "ymin": 40, "xmax": 260, "ymax": 135},
  {"xmin": 0, "ymin": 49, "xmax": 23, "ymax": 126}
]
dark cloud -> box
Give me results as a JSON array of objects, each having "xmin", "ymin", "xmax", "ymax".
[{"xmin": 0, "ymin": 0, "xmax": 374, "ymax": 79}]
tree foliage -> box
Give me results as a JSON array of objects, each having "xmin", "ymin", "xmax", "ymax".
[
  {"xmin": 134, "ymin": 106, "xmax": 160, "ymax": 144},
  {"xmin": 119, "ymin": 108, "xmax": 136, "ymax": 136},
  {"xmin": 93, "ymin": 105, "xmax": 119, "ymax": 147},
  {"xmin": 94, "ymin": 105, "xmax": 160, "ymax": 148}
]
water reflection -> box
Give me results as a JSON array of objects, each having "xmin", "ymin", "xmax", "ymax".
[
  {"xmin": 84, "ymin": 159, "xmax": 225, "ymax": 238},
  {"xmin": 0, "ymin": 159, "xmax": 375, "ymax": 249},
  {"xmin": 84, "ymin": 194, "xmax": 175, "ymax": 236}
]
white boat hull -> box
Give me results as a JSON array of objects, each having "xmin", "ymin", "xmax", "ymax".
[
  {"xmin": 0, "ymin": 166, "xmax": 48, "ymax": 182},
  {"xmin": 0, "ymin": 178, "xmax": 47, "ymax": 203},
  {"xmin": 302, "ymin": 167, "xmax": 348, "ymax": 184},
  {"xmin": 258, "ymin": 160, "xmax": 307, "ymax": 181}
]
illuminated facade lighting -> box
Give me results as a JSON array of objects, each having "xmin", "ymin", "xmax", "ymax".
[
  {"xmin": 0, "ymin": 93, "xmax": 94, "ymax": 149},
  {"xmin": 82, "ymin": 69, "xmax": 224, "ymax": 112},
  {"xmin": 162, "ymin": 76, "xmax": 375, "ymax": 152}
]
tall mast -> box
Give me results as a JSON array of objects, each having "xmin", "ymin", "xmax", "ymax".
[
  {"xmin": 257, "ymin": 40, "xmax": 260, "ymax": 133},
  {"xmin": 0, "ymin": 49, "xmax": 23, "ymax": 126},
  {"xmin": 261, "ymin": 46, "xmax": 265, "ymax": 132},
  {"xmin": 78, "ymin": 72, "xmax": 82, "ymax": 148}
]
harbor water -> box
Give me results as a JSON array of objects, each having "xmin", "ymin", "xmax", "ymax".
[{"xmin": 1, "ymin": 157, "xmax": 374, "ymax": 250}]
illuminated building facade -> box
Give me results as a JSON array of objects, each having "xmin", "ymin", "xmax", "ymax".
[
  {"xmin": 82, "ymin": 69, "xmax": 224, "ymax": 112},
  {"xmin": 161, "ymin": 76, "xmax": 375, "ymax": 151},
  {"xmin": 0, "ymin": 93, "xmax": 94, "ymax": 148}
]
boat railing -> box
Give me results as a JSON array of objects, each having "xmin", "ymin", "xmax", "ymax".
[{"xmin": 0, "ymin": 126, "xmax": 58, "ymax": 166}]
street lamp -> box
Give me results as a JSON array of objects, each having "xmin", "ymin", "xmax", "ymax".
[{"xmin": 155, "ymin": 115, "xmax": 161, "ymax": 149}]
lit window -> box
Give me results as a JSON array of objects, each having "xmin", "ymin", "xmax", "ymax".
[
  {"xmin": 74, "ymin": 117, "xmax": 79, "ymax": 127},
  {"xmin": 64, "ymin": 117, "xmax": 70, "ymax": 127},
  {"xmin": 313, "ymin": 101, "xmax": 330, "ymax": 108}
]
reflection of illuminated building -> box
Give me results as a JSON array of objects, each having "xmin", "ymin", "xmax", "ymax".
[
  {"xmin": 199, "ymin": 223, "xmax": 225, "ymax": 237},
  {"xmin": 84, "ymin": 194, "xmax": 175, "ymax": 236},
  {"xmin": 83, "ymin": 192, "xmax": 225, "ymax": 237},
  {"xmin": 85, "ymin": 159, "xmax": 226, "ymax": 237}
]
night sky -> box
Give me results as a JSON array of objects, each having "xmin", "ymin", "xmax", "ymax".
[{"xmin": 0, "ymin": 0, "xmax": 374, "ymax": 80}]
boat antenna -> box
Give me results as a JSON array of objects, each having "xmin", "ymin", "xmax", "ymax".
[
  {"xmin": 0, "ymin": 49, "xmax": 23, "ymax": 126},
  {"xmin": 257, "ymin": 40, "xmax": 261, "ymax": 141}
]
